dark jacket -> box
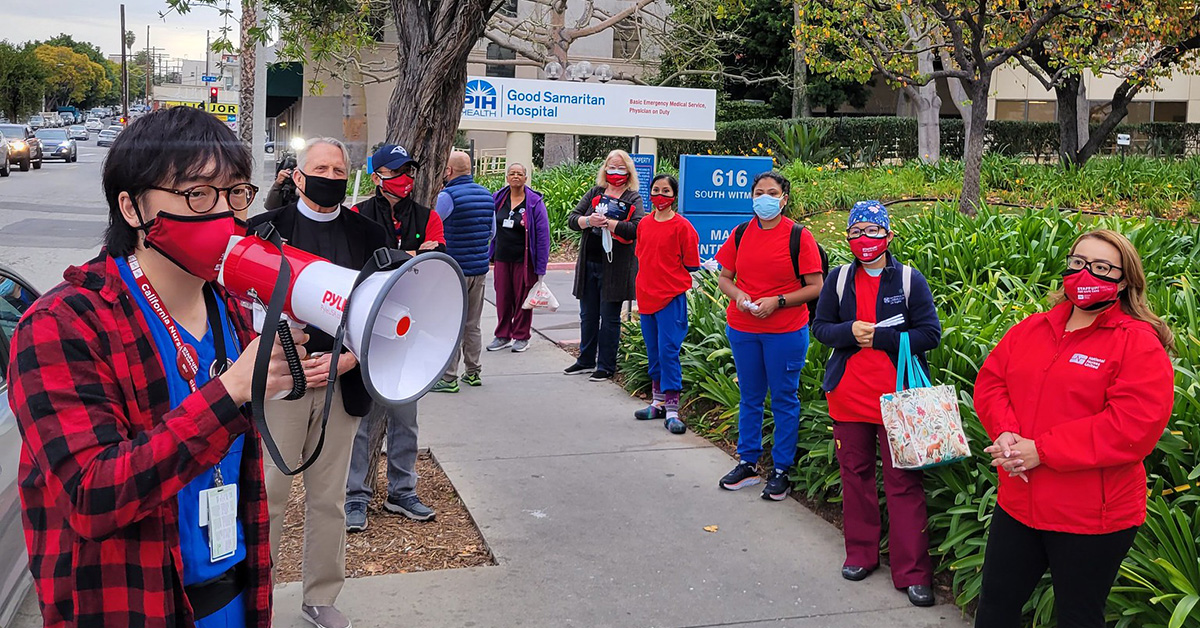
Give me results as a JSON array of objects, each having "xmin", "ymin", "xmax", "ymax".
[
  {"xmin": 810, "ymin": 254, "xmax": 941, "ymax": 393},
  {"xmin": 10, "ymin": 253, "xmax": 273, "ymax": 628},
  {"xmin": 441, "ymin": 174, "xmax": 495, "ymax": 277},
  {"xmin": 353, "ymin": 191, "xmax": 446, "ymax": 253},
  {"xmin": 567, "ymin": 185, "xmax": 644, "ymax": 302},
  {"xmin": 489, "ymin": 185, "xmax": 551, "ymax": 276},
  {"xmin": 246, "ymin": 202, "xmax": 390, "ymax": 417}
]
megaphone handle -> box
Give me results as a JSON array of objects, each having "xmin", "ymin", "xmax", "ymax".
[{"xmin": 276, "ymin": 319, "xmax": 308, "ymax": 401}]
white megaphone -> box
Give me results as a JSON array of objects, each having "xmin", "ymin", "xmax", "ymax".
[{"xmin": 217, "ymin": 234, "xmax": 467, "ymax": 407}]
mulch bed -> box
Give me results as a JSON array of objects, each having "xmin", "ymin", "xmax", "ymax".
[{"xmin": 274, "ymin": 450, "xmax": 495, "ymax": 582}]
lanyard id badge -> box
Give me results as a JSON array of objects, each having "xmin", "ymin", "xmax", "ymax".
[{"xmin": 198, "ymin": 483, "xmax": 238, "ymax": 562}]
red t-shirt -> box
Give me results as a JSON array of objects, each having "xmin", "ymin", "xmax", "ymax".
[
  {"xmin": 714, "ymin": 217, "xmax": 822, "ymax": 334},
  {"xmin": 635, "ymin": 214, "xmax": 701, "ymax": 314},
  {"xmin": 826, "ymin": 267, "xmax": 898, "ymax": 424}
]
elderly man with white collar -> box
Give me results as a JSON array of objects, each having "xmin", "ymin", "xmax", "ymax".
[{"xmin": 246, "ymin": 137, "xmax": 390, "ymax": 628}]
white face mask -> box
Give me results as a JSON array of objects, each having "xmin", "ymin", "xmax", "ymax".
[{"xmin": 601, "ymin": 229, "xmax": 614, "ymax": 262}]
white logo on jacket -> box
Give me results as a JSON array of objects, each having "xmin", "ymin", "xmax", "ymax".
[{"xmin": 1069, "ymin": 353, "xmax": 1106, "ymax": 369}]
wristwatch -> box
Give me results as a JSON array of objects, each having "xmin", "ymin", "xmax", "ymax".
[{"xmin": 777, "ymin": 295, "xmax": 787, "ymax": 309}]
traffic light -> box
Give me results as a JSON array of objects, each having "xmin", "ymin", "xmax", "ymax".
[{"xmin": 209, "ymin": 87, "xmax": 219, "ymax": 104}]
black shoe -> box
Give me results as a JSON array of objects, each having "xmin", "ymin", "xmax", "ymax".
[
  {"xmin": 719, "ymin": 462, "xmax": 761, "ymax": 490},
  {"xmin": 634, "ymin": 404, "xmax": 666, "ymax": 420},
  {"xmin": 589, "ymin": 370, "xmax": 613, "ymax": 382},
  {"xmin": 563, "ymin": 362, "xmax": 594, "ymax": 376},
  {"xmin": 761, "ymin": 468, "xmax": 791, "ymax": 501},
  {"xmin": 907, "ymin": 585, "xmax": 935, "ymax": 607},
  {"xmin": 842, "ymin": 565, "xmax": 874, "ymax": 582}
]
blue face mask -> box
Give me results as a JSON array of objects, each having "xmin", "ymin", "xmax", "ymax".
[{"xmin": 752, "ymin": 194, "xmax": 782, "ymax": 220}]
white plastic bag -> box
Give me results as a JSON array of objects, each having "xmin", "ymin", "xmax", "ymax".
[{"xmin": 522, "ymin": 280, "xmax": 559, "ymax": 312}]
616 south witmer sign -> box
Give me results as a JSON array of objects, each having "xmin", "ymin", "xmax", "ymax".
[{"xmin": 459, "ymin": 76, "xmax": 716, "ymax": 140}]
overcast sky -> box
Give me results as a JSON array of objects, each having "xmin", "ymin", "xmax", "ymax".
[{"xmin": 2, "ymin": 0, "xmax": 234, "ymax": 61}]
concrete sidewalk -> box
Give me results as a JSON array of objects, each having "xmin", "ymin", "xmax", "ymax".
[
  {"xmin": 271, "ymin": 301, "xmax": 969, "ymax": 628},
  {"xmin": 483, "ymin": 267, "xmax": 587, "ymax": 347}
]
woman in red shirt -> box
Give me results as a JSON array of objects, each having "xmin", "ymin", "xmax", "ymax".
[
  {"xmin": 633, "ymin": 174, "xmax": 700, "ymax": 434},
  {"xmin": 810, "ymin": 201, "xmax": 940, "ymax": 608},
  {"xmin": 974, "ymin": 229, "xmax": 1175, "ymax": 628},
  {"xmin": 714, "ymin": 171, "xmax": 824, "ymax": 501}
]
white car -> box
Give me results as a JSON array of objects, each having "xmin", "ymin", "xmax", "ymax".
[{"xmin": 85, "ymin": 118, "xmax": 103, "ymax": 133}]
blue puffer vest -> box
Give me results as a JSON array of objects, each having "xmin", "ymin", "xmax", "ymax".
[{"xmin": 442, "ymin": 175, "xmax": 495, "ymax": 276}]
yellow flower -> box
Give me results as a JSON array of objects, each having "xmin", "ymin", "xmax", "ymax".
[
  {"xmin": 758, "ymin": 142, "xmax": 764, "ymax": 148},
  {"xmin": 1167, "ymin": 183, "xmax": 1173, "ymax": 188},
  {"xmin": 887, "ymin": 169, "xmax": 893, "ymax": 174},
  {"xmin": 707, "ymin": 149, "xmax": 712, "ymax": 154},
  {"xmin": 752, "ymin": 147, "xmax": 759, "ymax": 153},
  {"xmin": 766, "ymin": 148, "xmax": 773, "ymax": 155},
  {"xmin": 816, "ymin": 166, "xmax": 823, "ymax": 171}
]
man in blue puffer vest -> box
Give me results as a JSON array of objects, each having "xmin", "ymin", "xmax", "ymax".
[{"xmin": 432, "ymin": 150, "xmax": 494, "ymax": 392}]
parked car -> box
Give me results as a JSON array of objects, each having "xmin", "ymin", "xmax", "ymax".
[
  {"xmin": 68, "ymin": 125, "xmax": 89, "ymax": 141},
  {"xmin": 0, "ymin": 266, "xmax": 39, "ymax": 628},
  {"xmin": 27, "ymin": 116, "xmax": 44, "ymax": 130},
  {"xmin": 0, "ymin": 125, "xmax": 42, "ymax": 171},
  {"xmin": 0, "ymin": 133, "xmax": 9, "ymax": 177},
  {"xmin": 96, "ymin": 128, "xmax": 119, "ymax": 147},
  {"xmin": 34, "ymin": 129, "xmax": 76, "ymax": 162},
  {"xmin": 85, "ymin": 117, "xmax": 103, "ymax": 133}
]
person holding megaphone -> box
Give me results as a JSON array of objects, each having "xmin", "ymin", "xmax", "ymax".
[
  {"xmin": 8, "ymin": 106, "xmax": 298, "ymax": 628},
  {"xmin": 247, "ymin": 137, "xmax": 390, "ymax": 628}
]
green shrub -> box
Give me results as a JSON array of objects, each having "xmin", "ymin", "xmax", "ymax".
[{"xmin": 619, "ymin": 205, "xmax": 1200, "ymax": 625}]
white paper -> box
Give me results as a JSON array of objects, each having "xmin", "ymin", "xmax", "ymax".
[{"xmin": 201, "ymin": 485, "xmax": 238, "ymax": 562}]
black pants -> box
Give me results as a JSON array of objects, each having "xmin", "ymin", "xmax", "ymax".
[
  {"xmin": 975, "ymin": 507, "xmax": 1138, "ymax": 628},
  {"xmin": 577, "ymin": 261, "xmax": 623, "ymax": 373}
]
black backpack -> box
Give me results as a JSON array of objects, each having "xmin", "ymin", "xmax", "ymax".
[{"xmin": 734, "ymin": 221, "xmax": 830, "ymax": 308}]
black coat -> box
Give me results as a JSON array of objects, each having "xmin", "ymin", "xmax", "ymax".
[
  {"xmin": 353, "ymin": 191, "xmax": 445, "ymax": 253},
  {"xmin": 246, "ymin": 201, "xmax": 390, "ymax": 417},
  {"xmin": 567, "ymin": 186, "xmax": 644, "ymax": 302}
]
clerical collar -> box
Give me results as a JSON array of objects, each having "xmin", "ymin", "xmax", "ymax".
[{"xmin": 297, "ymin": 196, "xmax": 340, "ymax": 222}]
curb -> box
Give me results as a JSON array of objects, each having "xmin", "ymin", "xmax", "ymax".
[{"xmin": 546, "ymin": 262, "xmax": 575, "ymax": 271}]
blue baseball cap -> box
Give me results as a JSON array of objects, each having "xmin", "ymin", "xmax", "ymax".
[
  {"xmin": 367, "ymin": 144, "xmax": 416, "ymax": 173},
  {"xmin": 848, "ymin": 200, "xmax": 890, "ymax": 231}
]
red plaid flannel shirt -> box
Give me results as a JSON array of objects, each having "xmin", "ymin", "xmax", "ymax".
[{"xmin": 9, "ymin": 253, "xmax": 272, "ymax": 628}]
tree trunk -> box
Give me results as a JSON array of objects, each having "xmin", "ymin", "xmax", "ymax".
[
  {"xmin": 939, "ymin": 51, "xmax": 972, "ymax": 141},
  {"xmin": 792, "ymin": 0, "xmax": 809, "ymax": 118},
  {"xmin": 361, "ymin": 407, "xmax": 387, "ymax": 498},
  {"xmin": 237, "ymin": 0, "xmax": 256, "ymax": 144},
  {"xmin": 1055, "ymin": 75, "xmax": 1080, "ymax": 165},
  {"xmin": 1077, "ymin": 81, "xmax": 1139, "ymax": 166},
  {"xmin": 386, "ymin": 0, "xmax": 493, "ymax": 209},
  {"xmin": 959, "ymin": 80, "xmax": 990, "ymax": 216},
  {"xmin": 342, "ymin": 62, "xmax": 368, "ymax": 169},
  {"xmin": 1075, "ymin": 80, "xmax": 1089, "ymax": 155},
  {"xmin": 914, "ymin": 50, "xmax": 940, "ymax": 164},
  {"xmin": 542, "ymin": 0, "xmax": 576, "ymax": 166}
]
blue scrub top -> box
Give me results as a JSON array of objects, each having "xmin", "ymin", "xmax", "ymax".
[{"xmin": 116, "ymin": 257, "xmax": 247, "ymax": 586}]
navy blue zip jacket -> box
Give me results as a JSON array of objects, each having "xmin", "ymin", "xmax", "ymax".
[
  {"xmin": 442, "ymin": 174, "xmax": 495, "ymax": 276},
  {"xmin": 810, "ymin": 253, "xmax": 941, "ymax": 393}
]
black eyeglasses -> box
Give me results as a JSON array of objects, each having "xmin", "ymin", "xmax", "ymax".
[
  {"xmin": 847, "ymin": 225, "xmax": 887, "ymax": 239},
  {"xmin": 149, "ymin": 183, "xmax": 259, "ymax": 213},
  {"xmin": 1067, "ymin": 254, "xmax": 1122, "ymax": 278}
]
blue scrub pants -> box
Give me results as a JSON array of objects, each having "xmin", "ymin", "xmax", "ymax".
[
  {"xmin": 640, "ymin": 293, "xmax": 688, "ymax": 392},
  {"xmin": 194, "ymin": 592, "xmax": 246, "ymax": 628},
  {"xmin": 726, "ymin": 325, "xmax": 810, "ymax": 469}
]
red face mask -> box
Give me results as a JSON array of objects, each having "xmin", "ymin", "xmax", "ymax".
[
  {"xmin": 848, "ymin": 235, "xmax": 889, "ymax": 262},
  {"xmin": 380, "ymin": 173, "xmax": 414, "ymax": 198},
  {"xmin": 1062, "ymin": 269, "xmax": 1121, "ymax": 311},
  {"xmin": 144, "ymin": 211, "xmax": 242, "ymax": 281},
  {"xmin": 650, "ymin": 194, "xmax": 675, "ymax": 210},
  {"xmin": 606, "ymin": 172, "xmax": 630, "ymax": 187}
]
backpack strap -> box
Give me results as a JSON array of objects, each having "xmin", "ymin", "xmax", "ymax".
[
  {"xmin": 834, "ymin": 263, "xmax": 852, "ymax": 303},
  {"xmin": 902, "ymin": 264, "xmax": 912, "ymax": 306},
  {"xmin": 734, "ymin": 221, "xmax": 749, "ymax": 248},
  {"xmin": 789, "ymin": 224, "xmax": 804, "ymax": 280}
]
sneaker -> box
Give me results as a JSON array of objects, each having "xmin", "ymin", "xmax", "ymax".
[
  {"xmin": 589, "ymin": 370, "xmax": 613, "ymax": 382},
  {"xmin": 301, "ymin": 604, "xmax": 352, "ymax": 628},
  {"xmin": 563, "ymin": 362, "xmax": 594, "ymax": 375},
  {"xmin": 385, "ymin": 495, "xmax": 436, "ymax": 521},
  {"xmin": 761, "ymin": 468, "xmax": 791, "ymax": 501},
  {"xmin": 461, "ymin": 372, "xmax": 482, "ymax": 387},
  {"xmin": 511, "ymin": 339, "xmax": 530, "ymax": 352},
  {"xmin": 665, "ymin": 417, "xmax": 686, "ymax": 434},
  {"xmin": 345, "ymin": 503, "xmax": 368, "ymax": 533},
  {"xmin": 487, "ymin": 337, "xmax": 512, "ymax": 351},
  {"xmin": 634, "ymin": 404, "xmax": 666, "ymax": 420},
  {"xmin": 431, "ymin": 379, "xmax": 459, "ymax": 393},
  {"xmin": 719, "ymin": 461, "xmax": 761, "ymax": 490}
]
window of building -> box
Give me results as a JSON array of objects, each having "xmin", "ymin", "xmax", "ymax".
[
  {"xmin": 498, "ymin": 0, "xmax": 517, "ymax": 18},
  {"xmin": 612, "ymin": 17, "xmax": 640, "ymax": 60},
  {"xmin": 1124, "ymin": 101, "xmax": 1152, "ymax": 125},
  {"xmin": 1026, "ymin": 101, "xmax": 1056, "ymax": 123},
  {"xmin": 994, "ymin": 100, "xmax": 1026, "ymax": 121},
  {"xmin": 1152, "ymin": 101, "xmax": 1187, "ymax": 123},
  {"xmin": 485, "ymin": 42, "xmax": 516, "ymax": 78}
]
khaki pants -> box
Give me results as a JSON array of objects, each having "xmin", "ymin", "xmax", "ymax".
[
  {"xmin": 263, "ymin": 384, "xmax": 362, "ymax": 607},
  {"xmin": 444, "ymin": 274, "xmax": 487, "ymax": 381}
]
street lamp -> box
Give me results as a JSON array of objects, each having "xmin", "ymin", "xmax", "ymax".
[
  {"xmin": 543, "ymin": 61, "xmax": 563, "ymax": 80},
  {"xmin": 593, "ymin": 64, "xmax": 613, "ymax": 83}
]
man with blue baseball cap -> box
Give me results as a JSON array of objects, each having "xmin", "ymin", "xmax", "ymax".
[{"xmin": 344, "ymin": 144, "xmax": 443, "ymax": 532}]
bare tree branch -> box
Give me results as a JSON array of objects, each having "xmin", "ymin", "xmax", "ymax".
[{"xmin": 566, "ymin": 0, "xmax": 654, "ymax": 39}]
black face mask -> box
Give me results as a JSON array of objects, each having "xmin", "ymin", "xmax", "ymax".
[{"xmin": 300, "ymin": 171, "xmax": 347, "ymax": 208}]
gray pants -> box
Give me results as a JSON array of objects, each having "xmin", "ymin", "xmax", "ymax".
[
  {"xmin": 346, "ymin": 401, "xmax": 419, "ymax": 506},
  {"xmin": 444, "ymin": 274, "xmax": 487, "ymax": 381}
]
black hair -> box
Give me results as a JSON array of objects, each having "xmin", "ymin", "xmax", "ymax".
[
  {"xmin": 650, "ymin": 173, "xmax": 679, "ymax": 197},
  {"xmin": 752, "ymin": 170, "xmax": 791, "ymax": 196},
  {"xmin": 102, "ymin": 106, "xmax": 252, "ymax": 256}
]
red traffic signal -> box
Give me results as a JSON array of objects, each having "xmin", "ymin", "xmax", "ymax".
[{"xmin": 209, "ymin": 87, "xmax": 219, "ymax": 104}]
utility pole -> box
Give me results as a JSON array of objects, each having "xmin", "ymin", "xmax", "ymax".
[
  {"xmin": 145, "ymin": 25, "xmax": 152, "ymax": 105},
  {"xmin": 120, "ymin": 4, "xmax": 128, "ymax": 119},
  {"xmin": 205, "ymin": 30, "xmax": 210, "ymax": 80}
]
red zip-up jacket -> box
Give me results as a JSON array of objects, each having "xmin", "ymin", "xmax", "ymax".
[
  {"xmin": 974, "ymin": 302, "xmax": 1174, "ymax": 534},
  {"xmin": 9, "ymin": 253, "xmax": 273, "ymax": 628}
]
